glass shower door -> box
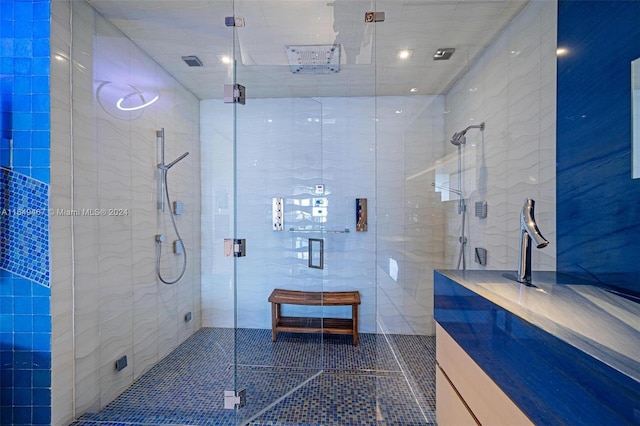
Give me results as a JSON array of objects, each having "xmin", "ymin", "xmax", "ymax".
[{"xmin": 228, "ymin": 5, "xmax": 327, "ymax": 411}]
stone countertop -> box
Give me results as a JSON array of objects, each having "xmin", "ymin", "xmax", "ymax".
[{"xmin": 434, "ymin": 270, "xmax": 640, "ymax": 425}]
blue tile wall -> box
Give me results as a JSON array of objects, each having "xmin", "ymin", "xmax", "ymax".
[
  {"xmin": 0, "ymin": 0, "xmax": 52, "ymax": 425},
  {"xmin": 557, "ymin": 0, "xmax": 640, "ymax": 295}
]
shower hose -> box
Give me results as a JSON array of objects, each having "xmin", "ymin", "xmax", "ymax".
[{"xmin": 156, "ymin": 167, "xmax": 187, "ymax": 284}]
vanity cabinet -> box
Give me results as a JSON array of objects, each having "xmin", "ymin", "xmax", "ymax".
[{"xmin": 436, "ymin": 323, "xmax": 532, "ymax": 426}]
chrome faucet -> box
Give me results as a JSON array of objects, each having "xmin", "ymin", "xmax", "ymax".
[{"xmin": 518, "ymin": 198, "xmax": 549, "ymax": 283}]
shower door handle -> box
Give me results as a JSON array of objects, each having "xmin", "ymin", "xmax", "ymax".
[{"xmin": 308, "ymin": 238, "xmax": 324, "ymax": 269}]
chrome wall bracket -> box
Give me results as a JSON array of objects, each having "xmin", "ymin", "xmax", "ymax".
[
  {"xmin": 224, "ymin": 84, "xmax": 246, "ymax": 104},
  {"xmin": 224, "ymin": 389, "xmax": 246, "ymax": 409},
  {"xmin": 224, "ymin": 238, "xmax": 246, "ymax": 257}
]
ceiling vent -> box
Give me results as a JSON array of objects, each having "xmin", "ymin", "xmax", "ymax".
[
  {"xmin": 181, "ymin": 55, "xmax": 203, "ymax": 67},
  {"xmin": 433, "ymin": 48, "xmax": 455, "ymax": 61},
  {"xmin": 285, "ymin": 44, "xmax": 341, "ymax": 74}
]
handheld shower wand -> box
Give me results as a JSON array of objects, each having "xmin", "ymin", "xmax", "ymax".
[{"xmin": 155, "ymin": 128, "xmax": 188, "ymax": 285}]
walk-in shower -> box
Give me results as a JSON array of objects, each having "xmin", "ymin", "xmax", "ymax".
[{"xmin": 156, "ymin": 128, "xmax": 189, "ymax": 284}]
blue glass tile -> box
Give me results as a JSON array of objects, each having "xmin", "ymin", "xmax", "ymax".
[
  {"xmin": 14, "ymin": 315, "xmax": 32, "ymax": 332},
  {"xmin": 13, "ymin": 333, "xmax": 31, "ymax": 350},
  {"xmin": 0, "ymin": 38, "xmax": 13, "ymax": 57},
  {"xmin": 32, "ymin": 316, "xmax": 49, "ymax": 333},
  {"xmin": 0, "ymin": 299, "xmax": 12, "ymax": 315},
  {"xmin": 32, "ymin": 388, "xmax": 50, "ymax": 406},
  {"xmin": 31, "ymin": 94, "xmax": 48, "ymax": 112},
  {"xmin": 13, "ymin": 351, "xmax": 32, "ymax": 369},
  {"xmin": 10, "ymin": 134, "xmax": 28, "ymax": 149},
  {"xmin": 32, "ymin": 298, "xmax": 48, "ymax": 316},
  {"xmin": 14, "ymin": 3, "xmax": 32, "ymax": 21},
  {"xmin": 13, "ymin": 94, "xmax": 32, "ymax": 112},
  {"xmin": 13, "ymin": 38, "xmax": 33, "ymax": 58},
  {"xmin": 13, "ymin": 58, "xmax": 31, "ymax": 75},
  {"xmin": 31, "ymin": 131, "xmax": 48, "ymax": 148},
  {"xmin": 30, "ymin": 168, "xmax": 49, "ymax": 184},
  {"xmin": 33, "ymin": 3, "xmax": 49, "ymax": 21},
  {"xmin": 31, "ymin": 284, "xmax": 49, "ymax": 297},
  {"xmin": 14, "ymin": 388, "xmax": 32, "ymax": 406},
  {"xmin": 32, "ymin": 333, "xmax": 49, "ymax": 352},
  {"xmin": 32, "ymin": 58, "xmax": 49, "ymax": 76},
  {"xmin": 31, "ymin": 150, "xmax": 49, "ymax": 167},
  {"xmin": 31, "ymin": 76, "xmax": 48, "ymax": 93},
  {"xmin": 32, "ymin": 406, "xmax": 51, "ymax": 425},
  {"xmin": 12, "ymin": 148, "xmax": 30, "ymax": 165},
  {"xmin": 32, "ymin": 112, "xmax": 49, "ymax": 130},
  {"xmin": 14, "ymin": 298, "xmax": 32, "ymax": 315},
  {"xmin": 13, "ymin": 406, "xmax": 31, "ymax": 425},
  {"xmin": 32, "ymin": 21, "xmax": 49, "ymax": 39},
  {"xmin": 14, "ymin": 113, "xmax": 33, "ymax": 131},
  {"xmin": 0, "ymin": 332, "xmax": 13, "ymax": 346},
  {"xmin": 14, "ymin": 370, "xmax": 32, "ymax": 388},
  {"xmin": 32, "ymin": 38, "xmax": 48, "ymax": 57},
  {"xmin": 1, "ymin": 388, "xmax": 14, "ymax": 406},
  {"xmin": 0, "ymin": 21, "xmax": 14, "ymax": 38},
  {"xmin": 31, "ymin": 370, "xmax": 49, "ymax": 388},
  {"xmin": 14, "ymin": 24, "xmax": 32, "ymax": 39},
  {"xmin": 0, "ymin": 315, "xmax": 12, "ymax": 332},
  {"xmin": 13, "ymin": 279, "xmax": 32, "ymax": 296},
  {"xmin": 0, "ymin": 2, "xmax": 14, "ymax": 20},
  {"xmin": 13, "ymin": 76, "xmax": 31, "ymax": 93}
]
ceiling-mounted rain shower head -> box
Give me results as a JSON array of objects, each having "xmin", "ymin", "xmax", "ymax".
[{"xmin": 285, "ymin": 44, "xmax": 341, "ymax": 74}]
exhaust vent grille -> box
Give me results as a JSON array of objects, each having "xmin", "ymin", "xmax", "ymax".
[{"xmin": 285, "ymin": 44, "xmax": 341, "ymax": 74}]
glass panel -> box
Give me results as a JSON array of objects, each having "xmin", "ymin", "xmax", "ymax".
[{"xmin": 233, "ymin": 93, "xmax": 325, "ymax": 421}]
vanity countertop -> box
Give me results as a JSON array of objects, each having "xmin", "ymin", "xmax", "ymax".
[{"xmin": 434, "ymin": 270, "xmax": 640, "ymax": 425}]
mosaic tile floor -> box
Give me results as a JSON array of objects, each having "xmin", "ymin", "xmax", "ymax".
[{"xmin": 71, "ymin": 328, "xmax": 436, "ymax": 426}]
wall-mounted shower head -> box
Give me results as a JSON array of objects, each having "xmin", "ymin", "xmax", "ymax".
[
  {"xmin": 450, "ymin": 132, "xmax": 466, "ymax": 146},
  {"xmin": 449, "ymin": 122, "xmax": 485, "ymax": 146}
]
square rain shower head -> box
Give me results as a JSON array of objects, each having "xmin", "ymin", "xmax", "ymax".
[{"xmin": 285, "ymin": 44, "xmax": 341, "ymax": 74}]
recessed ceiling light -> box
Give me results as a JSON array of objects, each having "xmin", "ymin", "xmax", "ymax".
[
  {"xmin": 556, "ymin": 47, "xmax": 569, "ymax": 56},
  {"xmin": 397, "ymin": 49, "xmax": 414, "ymax": 60},
  {"xmin": 219, "ymin": 55, "xmax": 232, "ymax": 64},
  {"xmin": 395, "ymin": 110, "xmax": 403, "ymax": 114},
  {"xmin": 410, "ymin": 87, "xmax": 419, "ymax": 93}
]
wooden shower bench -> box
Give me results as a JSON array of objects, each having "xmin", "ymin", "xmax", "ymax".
[{"xmin": 268, "ymin": 289, "xmax": 361, "ymax": 346}]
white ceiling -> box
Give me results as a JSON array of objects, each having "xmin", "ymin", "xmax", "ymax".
[{"xmin": 87, "ymin": 0, "xmax": 529, "ymax": 100}]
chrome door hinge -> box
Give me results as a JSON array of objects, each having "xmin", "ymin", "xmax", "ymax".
[
  {"xmin": 224, "ymin": 389, "xmax": 246, "ymax": 409},
  {"xmin": 224, "ymin": 238, "xmax": 246, "ymax": 257},
  {"xmin": 224, "ymin": 84, "xmax": 246, "ymax": 104}
]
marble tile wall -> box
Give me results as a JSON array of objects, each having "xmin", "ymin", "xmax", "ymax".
[
  {"xmin": 442, "ymin": 0, "xmax": 557, "ymax": 274},
  {"xmin": 50, "ymin": 1, "xmax": 201, "ymax": 423},
  {"xmin": 201, "ymin": 96, "xmax": 445, "ymax": 335}
]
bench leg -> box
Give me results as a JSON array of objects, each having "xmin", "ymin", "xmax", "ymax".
[
  {"xmin": 271, "ymin": 302, "xmax": 278, "ymax": 342},
  {"xmin": 353, "ymin": 304, "xmax": 359, "ymax": 346}
]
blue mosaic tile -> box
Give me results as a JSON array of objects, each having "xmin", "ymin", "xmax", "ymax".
[
  {"xmin": 72, "ymin": 328, "xmax": 436, "ymax": 426},
  {"xmin": 0, "ymin": 167, "xmax": 50, "ymax": 287}
]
